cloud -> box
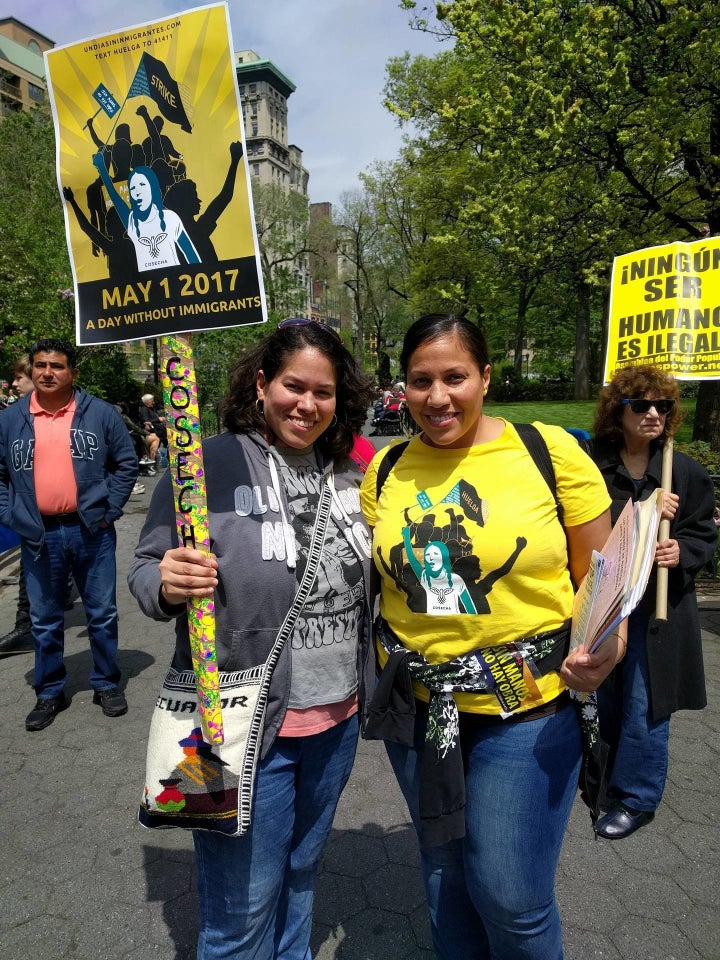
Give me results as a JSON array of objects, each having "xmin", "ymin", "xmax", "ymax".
[{"xmin": 19, "ymin": 0, "xmax": 444, "ymax": 205}]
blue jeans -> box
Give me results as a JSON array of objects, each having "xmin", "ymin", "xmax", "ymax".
[
  {"xmin": 22, "ymin": 519, "xmax": 121, "ymax": 699},
  {"xmin": 193, "ymin": 714, "xmax": 359, "ymax": 960},
  {"xmin": 597, "ymin": 609, "xmax": 670, "ymax": 812},
  {"xmin": 386, "ymin": 701, "xmax": 581, "ymax": 960}
]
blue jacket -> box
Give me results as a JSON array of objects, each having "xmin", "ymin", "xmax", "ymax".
[{"xmin": 0, "ymin": 386, "xmax": 138, "ymax": 556}]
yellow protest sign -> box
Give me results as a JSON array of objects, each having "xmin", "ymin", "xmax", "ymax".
[
  {"xmin": 604, "ymin": 237, "xmax": 720, "ymax": 382},
  {"xmin": 44, "ymin": 2, "xmax": 266, "ymax": 345}
]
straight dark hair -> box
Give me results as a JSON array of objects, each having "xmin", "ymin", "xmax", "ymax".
[
  {"xmin": 400, "ymin": 314, "xmax": 490, "ymax": 375},
  {"xmin": 29, "ymin": 338, "xmax": 78, "ymax": 369},
  {"xmin": 220, "ymin": 323, "xmax": 373, "ymax": 460}
]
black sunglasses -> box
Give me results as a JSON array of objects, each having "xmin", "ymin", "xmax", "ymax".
[
  {"xmin": 622, "ymin": 398, "xmax": 675, "ymax": 415},
  {"xmin": 277, "ymin": 317, "xmax": 342, "ymax": 343}
]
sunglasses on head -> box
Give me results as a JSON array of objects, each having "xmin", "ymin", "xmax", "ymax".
[
  {"xmin": 277, "ymin": 317, "xmax": 342, "ymax": 343},
  {"xmin": 622, "ymin": 397, "xmax": 675, "ymax": 415}
]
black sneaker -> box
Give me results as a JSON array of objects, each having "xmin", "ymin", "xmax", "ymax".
[
  {"xmin": 26, "ymin": 693, "xmax": 70, "ymax": 732},
  {"xmin": 0, "ymin": 626, "xmax": 34, "ymax": 656},
  {"xmin": 92, "ymin": 687, "xmax": 128, "ymax": 717}
]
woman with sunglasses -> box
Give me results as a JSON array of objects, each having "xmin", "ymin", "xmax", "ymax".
[
  {"xmin": 589, "ymin": 364, "xmax": 717, "ymax": 839},
  {"xmin": 129, "ymin": 319, "xmax": 375, "ymax": 958}
]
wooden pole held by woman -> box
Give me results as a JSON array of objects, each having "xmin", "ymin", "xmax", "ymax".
[{"xmin": 655, "ymin": 438, "xmax": 674, "ymax": 621}]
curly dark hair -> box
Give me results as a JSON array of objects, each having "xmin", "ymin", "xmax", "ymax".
[
  {"xmin": 593, "ymin": 364, "xmax": 682, "ymax": 446},
  {"xmin": 219, "ymin": 321, "xmax": 374, "ymax": 460}
]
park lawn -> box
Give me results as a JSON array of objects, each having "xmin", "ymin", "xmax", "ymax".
[{"xmin": 486, "ymin": 399, "xmax": 696, "ymax": 445}]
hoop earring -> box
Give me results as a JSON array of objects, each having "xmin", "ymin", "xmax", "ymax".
[
  {"xmin": 328, "ymin": 414, "xmax": 338, "ymax": 428},
  {"xmin": 255, "ymin": 398, "xmax": 264, "ymax": 416}
]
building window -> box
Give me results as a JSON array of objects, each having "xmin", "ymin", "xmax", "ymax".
[
  {"xmin": 28, "ymin": 83, "xmax": 44, "ymax": 103},
  {"xmin": 249, "ymin": 83, "xmax": 257, "ymax": 93},
  {"xmin": 253, "ymin": 163, "xmax": 260, "ymax": 176},
  {"xmin": 251, "ymin": 122, "xmax": 258, "ymax": 136},
  {"xmin": 239, "ymin": 85, "xmax": 245, "ymax": 94}
]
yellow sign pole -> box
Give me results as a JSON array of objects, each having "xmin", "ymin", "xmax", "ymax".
[{"xmin": 160, "ymin": 334, "xmax": 223, "ymax": 744}]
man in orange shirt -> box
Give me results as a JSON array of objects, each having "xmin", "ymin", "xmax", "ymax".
[{"xmin": 0, "ymin": 339, "xmax": 137, "ymax": 731}]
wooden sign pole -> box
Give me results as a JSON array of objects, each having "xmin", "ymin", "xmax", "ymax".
[{"xmin": 655, "ymin": 438, "xmax": 674, "ymax": 621}]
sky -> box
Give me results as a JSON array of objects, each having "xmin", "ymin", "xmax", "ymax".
[{"xmin": 13, "ymin": 0, "xmax": 446, "ymax": 207}]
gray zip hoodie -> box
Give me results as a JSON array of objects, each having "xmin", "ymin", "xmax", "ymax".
[{"xmin": 128, "ymin": 429, "xmax": 375, "ymax": 756}]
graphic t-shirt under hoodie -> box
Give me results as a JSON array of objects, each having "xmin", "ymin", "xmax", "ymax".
[{"xmin": 128, "ymin": 429, "xmax": 374, "ymax": 756}]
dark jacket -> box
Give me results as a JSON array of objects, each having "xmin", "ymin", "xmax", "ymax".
[
  {"xmin": 591, "ymin": 439, "xmax": 717, "ymax": 719},
  {"xmin": 128, "ymin": 430, "xmax": 376, "ymax": 758},
  {"xmin": 0, "ymin": 386, "xmax": 138, "ymax": 556}
]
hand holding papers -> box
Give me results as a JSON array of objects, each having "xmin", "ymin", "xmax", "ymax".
[{"xmin": 571, "ymin": 491, "xmax": 663, "ymax": 653}]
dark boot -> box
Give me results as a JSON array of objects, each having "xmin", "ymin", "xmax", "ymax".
[{"xmin": 1, "ymin": 559, "xmax": 34, "ymax": 654}]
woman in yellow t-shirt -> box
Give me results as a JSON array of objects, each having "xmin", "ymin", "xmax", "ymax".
[{"xmin": 360, "ymin": 313, "xmax": 624, "ymax": 960}]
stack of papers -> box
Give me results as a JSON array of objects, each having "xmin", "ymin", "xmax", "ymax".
[{"xmin": 570, "ymin": 490, "xmax": 663, "ymax": 653}]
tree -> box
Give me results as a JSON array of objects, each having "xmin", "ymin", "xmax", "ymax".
[
  {"xmin": 0, "ymin": 110, "xmax": 75, "ymax": 368},
  {"xmin": 398, "ymin": 0, "xmax": 720, "ymax": 423},
  {"xmin": 252, "ymin": 182, "xmax": 311, "ymax": 320},
  {"xmin": 336, "ymin": 187, "xmax": 412, "ymax": 376}
]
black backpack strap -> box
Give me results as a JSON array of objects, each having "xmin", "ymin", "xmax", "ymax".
[
  {"xmin": 513, "ymin": 423, "xmax": 563, "ymax": 525},
  {"xmin": 376, "ymin": 440, "xmax": 410, "ymax": 500}
]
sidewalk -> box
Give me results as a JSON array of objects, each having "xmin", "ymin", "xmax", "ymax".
[{"xmin": 0, "ymin": 469, "xmax": 718, "ymax": 960}]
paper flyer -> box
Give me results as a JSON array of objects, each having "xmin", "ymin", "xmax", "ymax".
[{"xmin": 570, "ymin": 493, "xmax": 663, "ymax": 653}]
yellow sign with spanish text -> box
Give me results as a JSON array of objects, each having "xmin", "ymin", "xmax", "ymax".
[
  {"xmin": 45, "ymin": 3, "xmax": 266, "ymax": 345},
  {"xmin": 604, "ymin": 237, "xmax": 720, "ymax": 382}
]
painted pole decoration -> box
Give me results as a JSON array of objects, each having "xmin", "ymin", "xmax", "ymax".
[{"xmin": 160, "ymin": 334, "xmax": 223, "ymax": 745}]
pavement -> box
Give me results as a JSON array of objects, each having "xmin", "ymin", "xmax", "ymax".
[{"xmin": 1, "ymin": 453, "xmax": 719, "ymax": 960}]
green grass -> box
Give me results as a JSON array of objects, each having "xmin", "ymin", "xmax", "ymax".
[{"xmin": 485, "ymin": 399, "xmax": 696, "ymax": 445}]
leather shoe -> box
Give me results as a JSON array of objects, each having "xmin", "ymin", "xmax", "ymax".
[
  {"xmin": 26, "ymin": 693, "xmax": 70, "ymax": 731},
  {"xmin": 93, "ymin": 686, "xmax": 128, "ymax": 717},
  {"xmin": 595, "ymin": 803, "xmax": 655, "ymax": 839},
  {"xmin": 0, "ymin": 625, "xmax": 34, "ymax": 656}
]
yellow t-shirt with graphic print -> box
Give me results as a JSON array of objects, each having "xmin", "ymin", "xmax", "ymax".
[{"xmin": 360, "ymin": 421, "xmax": 611, "ymax": 715}]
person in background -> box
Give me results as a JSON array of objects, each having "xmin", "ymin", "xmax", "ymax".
[
  {"xmin": 128, "ymin": 319, "xmax": 375, "ymax": 959},
  {"xmin": 588, "ymin": 365, "xmax": 716, "ymax": 839},
  {"xmin": 139, "ymin": 392, "xmax": 168, "ymax": 464},
  {"xmin": 360, "ymin": 313, "xmax": 623, "ymax": 960},
  {"xmin": 383, "ymin": 384, "xmax": 403, "ymax": 415},
  {"xmin": 115, "ymin": 401, "xmax": 158, "ymax": 477},
  {"xmin": 0, "ymin": 339, "xmax": 137, "ymax": 731},
  {"xmin": 0, "ymin": 355, "xmax": 35, "ymax": 656}
]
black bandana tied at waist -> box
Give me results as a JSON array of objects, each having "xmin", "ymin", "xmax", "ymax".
[{"xmin": 364, "ymin": 617, "xmax": 606, "ymax": 846}]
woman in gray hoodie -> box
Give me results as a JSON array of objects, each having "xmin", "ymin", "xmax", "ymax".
[{"xmin": 129, "ymin": 319, "xmax": 375, "ymax": 959}]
